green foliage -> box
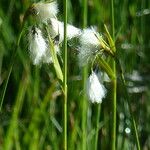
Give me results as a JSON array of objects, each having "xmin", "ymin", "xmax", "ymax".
[{"xmin": 0, "ymin": 0, "xmax": 150, "ymax": 149}]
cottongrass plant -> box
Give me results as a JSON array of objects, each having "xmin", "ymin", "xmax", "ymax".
[
  {"xmin": 1, "ymin": 0, "xmax": 141, "ymax": 149},
  {"xmin": 78, "ymin": 26, "xmax": 114, "ymax": 150},
  {"xmin": 24, "ymin": 1, "xmax": 68, "ymax": 149}
]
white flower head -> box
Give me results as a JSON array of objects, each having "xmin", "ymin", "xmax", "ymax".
[
  {"xmin": 78, "ymin": 28, "xmax": 102, "ymax": 66},
  {"xmin": 79, "ymin": 28, "xmax": 100, "ymax": 47},
  {"xmin": 28, "ymin": 26, "xmax": 61, "ymax": 65},
  {"xmin": 31, "ymin": 1, "xmax": 58, "ymax": 22},
  {"xmin": 28, "ymin": 26, "xmax": 49, "ymax": 65},
  {"xmin": 28, "ymin": 26, "xmax": 52, "ymax": 65},
  {"xmin": 48, "ymin": 18, "xmax": 81, "ymax": 44},
  {"xmin": 86, "ymin": 71, "xmax": 106, "ymax": 103}
]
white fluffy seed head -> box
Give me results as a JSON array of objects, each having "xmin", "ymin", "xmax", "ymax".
[
  {"xmin": 28, "ymin": 26, "xmax": 60, "ymax": 65},
  {"xmin": 79, "ymin": 28, "xmax": 100, "ymax": 47},
  {"xmin": 49, "ymin": 18, "xmax": 81, "ymax": 43},
  {"xmin": 78, "ymin": 28, "xmax": 102, "ymax": 66},
  {"xmin": 32, "ymin": 1, "xmax": 58, "ymax": 22},
  {"xmin": 86, "ymin": 71, "xmax": 106, "ymax": 103},
  {"xmin": 28, "ymin": 26, "xmax": 47, "ymax": 65}
]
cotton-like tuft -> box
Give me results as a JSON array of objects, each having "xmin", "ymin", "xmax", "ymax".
[
  {"xmin": 49, "ymin": 18, "xmax": 81, "ymax": 43},
  {"xmin": 78, "ymin": 28, "xmax": 102, "ymax": 66},
  {"xmin": 79, "ymin": 28, "xmax": 100, "ymax": 47},
  {"xmin": 86, "ymin": 71, "xmax": 106, "ymax": 103},
  {"xmin": 32, "ymin": 1, "xmax": 58, "ymax": 22},
  {"xmin": 78, "ymin": 45, "xmax": 97, "ymax": 66},
  {"xmin": 28, "ymin": 26, "xmax": 54, "ymax": 65},
  {"xmin": 28, "ymin": 26, "xmax": 47, "ymax": 65}
]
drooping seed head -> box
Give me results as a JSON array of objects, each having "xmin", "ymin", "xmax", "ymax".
[
  {"xmin": 28, "ymin": 26, "xmax": 48, "ymax": 65},
  {"xmin": 86, "ymin": 71, "xmax": 106, "ymax": 103}
]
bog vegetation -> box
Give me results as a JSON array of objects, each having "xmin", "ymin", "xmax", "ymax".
[{"xmin": 0, "ymin": 0, "xmax": 150, "ymax": 150}]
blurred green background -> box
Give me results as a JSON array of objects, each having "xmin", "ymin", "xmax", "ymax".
[{"xmin": 0, "ymin": 0, "xmax": 150, "ymax": 149}]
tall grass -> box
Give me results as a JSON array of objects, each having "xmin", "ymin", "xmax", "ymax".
[
  {"xmin": 63, "ymin": 0, "xmax": 68, "ymax": 149},
  {"xmin": 0, "ymin": 0, "xmax": 149, "ymax": 150},
  {"xmin": 82, "ymin": 0, "xmax": 87, "ymax": 150},
  {"xmin": 110, "ymin": 0, "xmax": 117, "ymax": 149}
]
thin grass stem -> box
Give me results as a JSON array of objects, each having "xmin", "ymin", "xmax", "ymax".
[
  {"xmin": 63, "ymin": 0, "xmax": 68, "ymax": 149},
  {"xmin": 82, "ymin": 67, "xmax": 87, "ymax": 150},
  {"xmin": 95, "ymin": 104, "xmax": 101, "ymax": 150},
  {"xmin": 0, "ymin": 28, "xmax": 24, "ymax": 112},
  {"xmin": 82, "ymin": 0, "xmax": 87, "ymax": 150},
  {"xmin": 83, "ymin": 0, "xmax": 87, "ymax": 28},
  {"xmin": 111, "ymin": 0, "xmax": 116, "ymax": 150}
]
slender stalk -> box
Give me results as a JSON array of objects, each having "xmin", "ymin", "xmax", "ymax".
[
  {"xmin": 111, "ymin": 0, "xmax": 115, "ymax": 40},
  {"xmin": 82, "ymin": 0, "xmax": 87, "ymax": 150},
  {"xmin": 95, "ymin": 104, "xmax": 101, "ymax": 150},
  {"xmin": 83, "ymin": 0, "xmax": 87, "ymax": 28},
  {"xmin": 82, "ymin": 67, "xmax": 87, "ymax": 150},
  {"xmin": 105, "ymin": 22, "xmax": 140, "ymax": 149},
  {"xmin": 63, "ymin": 0, "xmax": 67, "ymax": 149},
  {"xmin": 111, "ymin": 0, "xmax": 116, "ymax": 150},
  {"xmin": 111, "ymin": 74, "xmax": 117, "ymax": 150},
  {"xmin": 0, "ymin": 28, "xmax": 24, "ymax": 112}
]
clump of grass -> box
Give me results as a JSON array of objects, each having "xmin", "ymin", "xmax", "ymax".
[{"xmin": 0, "ymin": 0, "xmax": 148, "ymax": 150}]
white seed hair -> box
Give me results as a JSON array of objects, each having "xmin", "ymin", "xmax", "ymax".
[
  {"xmin": 79, "ymin": 28, "xmax": 100, "ymax": 47},
  {"xmin": 78, "ymin": 28, "xmax": 102, "ymax": 66},
  {"xmin": 49, "ymin": 18, "xmax": 81, "ymax": 43},
  {"xmin": 78, "ymin": 45, "xmax": 97, "ymax": 66},
  {"xmin": 33, "ymin": 1, "xmax": 58, "ymax": 22},
  {"xmin": 86, "ymin": 71, "xmax": 106, "ymax": 103},
  {"xmin": 28, "ymin": 26, "xmax": 50, "ymax": 65}
]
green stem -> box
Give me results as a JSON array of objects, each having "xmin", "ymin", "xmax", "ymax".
[
  {"xmin": 105, "ymin": 23, "xmax": 140, "ymax": 149},
  {"xmin": 0, "ymin": 28, "xmax": 24, "ymax": 112},
  {"xmin": 82, "ymin": 0, "xmax": 87, "ymax": 150},
  {"xmin": 111, "ymin": 66, "xmax": 117, "ymax": 150},
  {"xmin": 63, "ymin": 0, "xmax": 67, "ymax": 149},
  {"xmin": 111, "ymin": 0, "xmax": 116, "ymax": 150},
  {"xmin": 111, "ymin": 0, "xmax": 115, "ymax": 40},
  {"xmin": 82, "ymin": 67, "xmax": 88, "ymax": 150},
  {"xmin": 95, "ymin": 104, "xmax": 101, "ymax": 150},
  {"xmin": 83, "ymin": 0, "xmax": 87, "ymax": 28}
]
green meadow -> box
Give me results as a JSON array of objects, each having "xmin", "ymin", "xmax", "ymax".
[{"xmin": 0, "ymin": 0, "xmax": 150, "ymax": 149}]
